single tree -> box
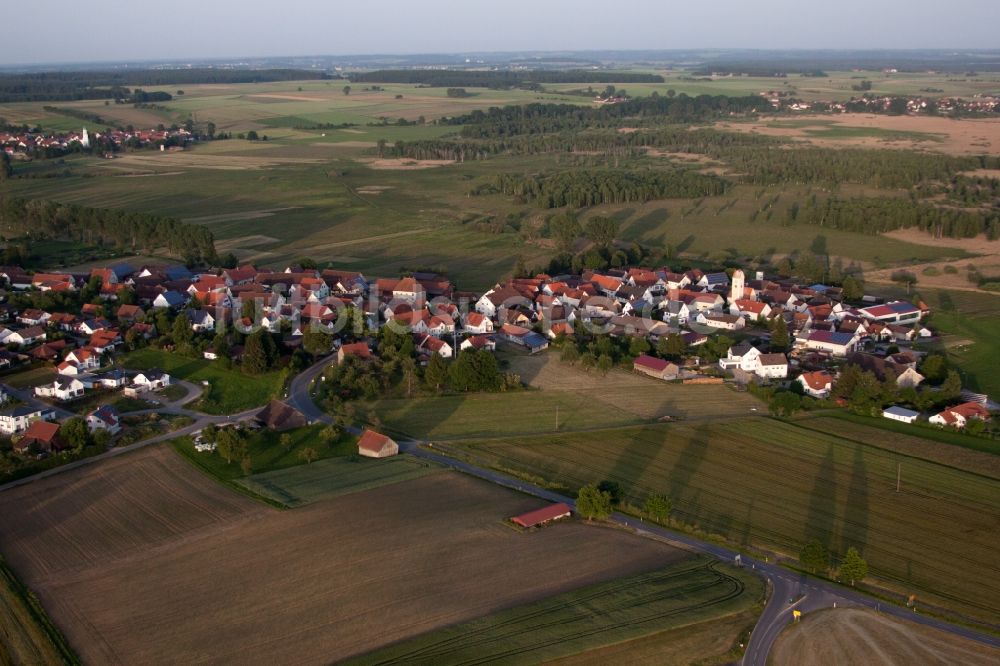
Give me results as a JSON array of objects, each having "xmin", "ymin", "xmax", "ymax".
[
  {"xmin": 61, "ymin": 417, "xmax": 90, "ymax": 450},
  {"xmin": 240, "ymin": 455, "xmax": 253, "ymax": 475},
  {"xmin": 92, "ymin": 428, "xmax": 112, "ymax": 449},
  {"xmin": 425, "ymin": 353, "xmax": 448, "ymax": 391},
  {"xmin": 243, "ymin": 329, "xmax": 271, "ymax": 375},
  {"xmin": 560, "ymin": 344, "xmax": 580, "ymax": 365},
  {"xmin": 279, "ymin": 433, "xmax": 293, "ymax": 450},
  {"xmin": 172, "ymin": 313, "xmax": 193, "ymax": 350},
  {"xmin": 657, "ymin": 333, "xmax": 686, "ymax": 359},
  {"xmin": 770, "ymin": 318, "xmax": 790, "ymax": 352},
  {"xmin": 839, "ymin": 546, "xmax": 868, "ymax": 586},
  {"xmin": 342, "ymin": 85, "xmax": 352, "ymax": 96},
  {"xmin": 299, "ymin": 447, "xmax": 319, "ymax": 464},
  {"xmin": 576, "ymin": 484, "xmax": 613, "ymax": 521},
  {"xmin": 596, "ymin": 354, "xmax": 613, "ymax": 375},
  {"xmin": 644, "ymin": 493, "xmax": 672, "ymax": 524},
  {"xmin": 320, "ymin": 424, "xmax": 341, "ymax": 444},
  {"xmin": 800, "ymin": 539, "xmax": 830, "ymax": 574}
]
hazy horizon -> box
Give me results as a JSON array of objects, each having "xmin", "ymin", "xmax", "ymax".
[{"xmin": 6, "ymin": 0, "xmax": 1000, "ymax": 66}]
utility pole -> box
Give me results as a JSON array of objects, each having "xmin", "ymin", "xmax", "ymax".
[
  {"xmin": 896, "ymin": 462, "xmax": 901, "ymax": 493},
  {"xmin": 555, "ymin": 405, "xmax": 559, "ymax": 431}
]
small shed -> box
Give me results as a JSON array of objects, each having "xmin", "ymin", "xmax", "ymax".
[
  {"xmin": 511, "ymin": 502, "xmax": 572, "ymax": 529},
  {"xmin": 357, "ymin": 429, "xmax": 399, "ymax": 458},
  {"xmin": 882, "ymin": 406, "xmax": 920, "ymax": 424}
]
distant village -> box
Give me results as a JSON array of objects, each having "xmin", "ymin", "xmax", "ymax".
[
  {"xmin": 1, "ymin": 126, "xmax": 195, "ymax": 158},
  {"xmin": 0, "ymin": 255, "xmax": 992, "ymax": 459}
]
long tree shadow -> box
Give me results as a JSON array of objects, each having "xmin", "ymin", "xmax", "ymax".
[
  {"xmin": 804, "ymin": 443, "xmax": 838, "ymax": 552},
  {"xmin": 665, "ymin": 426, "xmax": 710, "ymax": 523},
  {"xmin": 841, "ymin": 445, "xmax": 870, "ymax": 554}
]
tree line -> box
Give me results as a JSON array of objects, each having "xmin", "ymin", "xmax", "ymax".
[
  {"xmin": 798, "ymin": 195, "xmax": 1000, "ymax": 239},
  {"xmin": 444, "ymin": 95, "xmax": 772, "ymax": 138},
  {"xmin": 0, "ymin": 69, "xmax": 331, "ymax": 102},
  {"xmin": 476, "ymin": 169, "xmax": 727, "ymax": 208},
  {"xmin": 348, "ymin": 69, "xmax": 664, "ymax": 88},
  {"xmin": 0, "ymin": 197, "xmax": 218, "ymax": 264}
]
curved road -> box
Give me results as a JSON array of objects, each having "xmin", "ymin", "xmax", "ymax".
[{"xmin": 4, "ymin": 355, "xmax": 999, "ymax": 662}]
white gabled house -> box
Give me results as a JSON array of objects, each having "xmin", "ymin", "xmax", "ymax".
[{"xmin": 35, "ymin": 377, "xmax": 85, "ymax": 401}]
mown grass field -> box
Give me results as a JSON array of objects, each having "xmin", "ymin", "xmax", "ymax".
[
  {"xmin": 443, "ymin": 418, "xmax": 1000, "ymax": 626},
  {"xmin": 349, "ymin": 557, "xmax": 763, "ymax": 666},
  {"xmin": 794, "ymin": 413, "xmax": 1000, "ymax": 475},
  {"xmin": 368, "ymin": 356, "xmax": 762, "ymax": 440},
  {"xmin": 121, "ymin": 348, "xmax": 285, "ymax": 414},
  {"xmin": 0, "ymin": 559, "xmax": 78, "ymax": 666},
  {"xmin": 772, "ymin": 607, "xmax": 1000, "ymax": 666},
  {"xmin": 237, "ymin": 455, "xmax": 441, "ymax": 507},
  {"xmin": 0, "ymin": 451, "xmax": 687, "ymax": 664}
]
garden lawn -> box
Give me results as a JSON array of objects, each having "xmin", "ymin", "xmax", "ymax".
[{"xmin": 121, "ymin": 349, "xmax": 284, "ymax": 414}]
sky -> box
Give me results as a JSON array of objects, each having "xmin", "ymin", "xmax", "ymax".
[{"xmin": 5, "ymin": 0, "xmax": 999, "ymax": 65}]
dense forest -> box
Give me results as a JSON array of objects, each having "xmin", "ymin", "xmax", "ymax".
[
  {"xmin": 0, "ymin": 69, "xmax": 330, "ymax": 103},
  {"xmin": 476, "ymin": 170, "xmax": 727, "ymax": 208},
  {"xmin": 0, "ymin": 198, "xmax": 218, "ymax": 263},
  {"xmin": 799, "ymin": 195, "xmax": 1000, "ymax": 239},
  {"xmin": 349, "ymin": 69, "xmax": 664, "ymax": 87},
  {"xmin": 446, "ymin": 95, "xmax": 773, "ymax": 136}
]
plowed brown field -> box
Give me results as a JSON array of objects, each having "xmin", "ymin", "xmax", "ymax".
[{"xmin": 0, "ymin": 447, "xmax": 683, "ymax": 665}]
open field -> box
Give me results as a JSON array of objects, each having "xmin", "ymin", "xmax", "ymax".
[
  {"xmin": 350, "ymin": 557, "xmax": 763, "ymax": 665},
  {"xmin": 719, "ymin": 113, "xmax": 1000, "ymax": 155},
  {"xmin": 0, "ymin": 559, "xmax": 78, "ymax": 666},
  {"xmin": 1, "ymin": 99, "xmax": 980, "ymax": 291},
  {"xmin": 368, "ymin": 354, "xmax": 762, "ymax": 440},
  {"xmin": 0, "ymin": 447, "xmax": 688, "ymax": 664},
  {"xmin": 771, "ymin": 608, "xmax": 1000, "ymax": 666},
  {"xmin": 122, "ymin": 349, "xmax": 285, "ymax": 414},
  {"xmin": 237, "ymin": 455, "xmax": 440, "ymax": 507},
  {"xmin": 442, "ymin": 418, "xmax": 1000, "ymax": 626},
  {"xmin": 794, "ymin": 413, "xmax": 1000, "ymax": 477}
]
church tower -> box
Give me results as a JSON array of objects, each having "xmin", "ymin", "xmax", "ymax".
[
  {"xmin": 730, "ymin": 269, "xmax": 745, "ymax": 303},
  {"xmin": 81, "ymin": 127, "xmax": 90, "ymax": 149}
]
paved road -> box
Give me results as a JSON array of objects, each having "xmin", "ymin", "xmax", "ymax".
[
  {"xmin": 5, "ymin": 358, "xmax": 999, "ymax": 662},
  {"xmin": 401, "ymin": 442, "xmax": 1000, "ymax": 662}
]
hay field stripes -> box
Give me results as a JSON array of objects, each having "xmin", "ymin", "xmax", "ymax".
[
  {"xmin": 351, "ymin": 558, "xmax": 761, "ymax": 666},
  {"xmin": 449, "ymin": 419, "xmax": 1000, "ymax": 623},
  {"xmin": 236, "ymin": 456, "xmax": 441, "ymax": 507}
]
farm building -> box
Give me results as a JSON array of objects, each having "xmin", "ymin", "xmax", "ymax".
[
  {"xmin": 633, "ymin": 355, "xmax": 679, "ymax": 381},
  {"xmin": 255, "ymin": 400, "xmax": 307, "ymax": 431},
  {"xmin": 357, "ymin": 429, "xmax": 399, "ymax": 458},
  {"xmin": 338, "ymin": 342, "xmax": 371, "ymax": 364},
  {"xmin": 511, "ymin": 502, "xmax": 573, "ymax": 529},
  {"xmin": 883, "ymin": 406, "xmax": 920, "ymax": 424},
  {"xmin": 500, "ymin": 324, "xmax": 549, "ymax": 354}
]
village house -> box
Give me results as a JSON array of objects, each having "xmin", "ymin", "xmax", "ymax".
[
  {"xmin": 7, "ymin": 326, "xmax": 46, "ymax": 346},
  {"xmin": 755, "ymin": 353, "xmax": 789, "ymax": 379},
  {"xmin": 929, "ymin": 402, "xmax": 991, "ymax": 429},
  {"xmin": 696, "ymin": 312, "xmax": 745, "ymax": 331},
  {"xmin": 462, "ymin": 311, "xmax": 494, "ymax": 334},
  {"xmin": 338, "ymin": 342, "xmax": 372, "ymax": 364},
  {"xmin": 414, "ymin": 333, "xmax": 453, "ymax": 359},
  {"xmin": 35, "ymin": 376, "xmax": 85, "ymax": 401},
  {"xmin": 132, "ymin": 369, "xmax": 171, "ymax": 390},
  {"xmin": 86, "ymin": 405, "xmax": 121, "ymax": 435},
  {"xmin": 798, "ymin": 370, "xmax": 834, "ymax": 399},
  {"xmin": 0, "ymin": 404, "xmax": 55, "ymax": 435},
  {"xmin": 13, "ymin": 420, "xmax": 63, "ymax": 454}
]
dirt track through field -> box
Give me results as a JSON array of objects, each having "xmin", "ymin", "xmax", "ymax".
[
  {"xmin": 771, "ymin": 608, "xmax": 1000, "ymax": 665},
  {"xmin": 0, "ymin": 447, "xmax": 682, "ymax": 665}
]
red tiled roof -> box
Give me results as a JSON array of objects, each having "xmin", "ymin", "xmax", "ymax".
[
  {"xmin": 357, "ymin": 429, "xmax": 393, "ymax": 454},
  {"xmin": 511, "ymin": 503, "xmax": 572, "ymax": 528},
  {"xmin": 633, "ymin": 354, "xmax": 669, "ymax": 372}
]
